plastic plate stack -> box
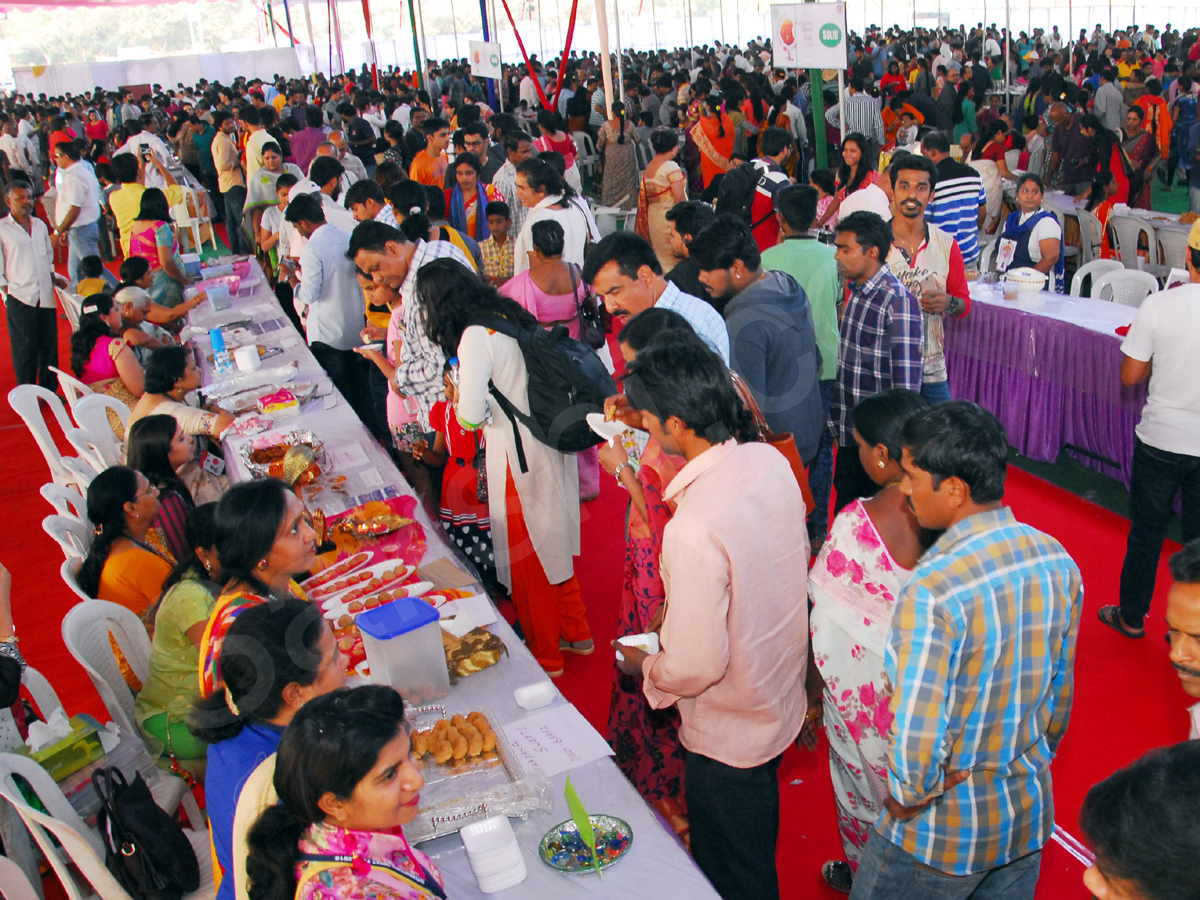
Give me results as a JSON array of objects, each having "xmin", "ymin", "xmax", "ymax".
[
  {"xmin": 460, "ymin": 815, "xmax": 528, "ymax": 893},
  {"xmin": 1003, "ymin": 266, "xmax": 1048, "ymax": 293}
]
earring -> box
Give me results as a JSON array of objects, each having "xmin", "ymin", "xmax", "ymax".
[
  {"xmin": 258, "ymin": 559, "xmax": 268, "ymax": 570},
  {"xmin": 877, "ymin": 460, "xmax": 886, "ymax": 469}
]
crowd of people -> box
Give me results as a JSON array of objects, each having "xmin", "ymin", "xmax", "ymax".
[{"xmin": 1, "ymin": 16, "xmax": 1200, "ymax": 900}]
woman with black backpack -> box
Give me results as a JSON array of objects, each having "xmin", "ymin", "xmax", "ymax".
[{"xmin": 415, "ymin": 259, "xmax": 596, "ymax": 679}]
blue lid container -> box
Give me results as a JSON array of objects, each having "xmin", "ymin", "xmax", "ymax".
[
  {"xmin": 356, "ymin": 595, "xmax": 450, "ymax": 703},
  {"xmin": 356, "ymin": 594, "xmax": 440, "ymax": 639}
]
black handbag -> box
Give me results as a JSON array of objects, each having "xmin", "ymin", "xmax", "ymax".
[
  {"xmin": 569, "ymin": 263, "xmax": 607, "ymax": 351},
  {"xmin": 92, "ymin": 767, "xmax": 200, "ymax": 900}
]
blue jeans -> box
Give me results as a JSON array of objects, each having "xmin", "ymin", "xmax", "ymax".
[
  {"xmin": 222, "ymin": 185, "xmax": 247, "ymax": 254},
  {"xmin": 921, "ymin": 379, "xmax": 953, "ymax": 405},
  {"xmin": 66, "ymin": 220, "xmax": 100, "ymax": 288},
  {"xmin": 849, "ymin": 830, "xmax": 1042, "ymax": 900},
  {"xmin": 1119, "ymin": 438, "xmax": 1200, "ymax": 628},
  {"xmin": 807, "ymin": 380, "xmax": 835, "ymax": 543}
]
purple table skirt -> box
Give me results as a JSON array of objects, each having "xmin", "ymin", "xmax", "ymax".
[{"xmin": 944, "ymin": 301, "xmax": 1147, "ymax": 489}]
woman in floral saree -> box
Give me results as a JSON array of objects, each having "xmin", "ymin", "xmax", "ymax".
[{"xmin": 804, "ymin": 389, "xmax": 933, "ymax": 894}]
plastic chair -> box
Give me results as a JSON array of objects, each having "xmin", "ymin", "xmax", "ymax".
[
  {"xmin": 0, "ymin": 855, "xmax": 42, "ymax": 900},
  {"xmin": 173, "ymin": 186, "xmax": 217, "ymax": 255},
  {"xmin": 55, "ymin": 287, "xmax": 85, "ymax": 330},
  {"xmin": 1108, "ymin": 215, "xmax": 1157, "ymax": 270},
  {"xmin": 61, "ymin": 456, "xmax": 96, "ymax": 490},
  {"xmin": 571, "ymin": 130, "xmax": 599, "ymax": 180},
  {"xmin": 979, "ymin": 237, "xmax": 999, "ymax": 273},
  {"xmin": 7, "ymin": 384, "xmax": 79, "ymax": 487},
  {"xmin": 0, "ymin": 665, "xmax": 63, "ymax": 752},
  {"xmin": 1164, "ymin": 267, "xmax": 1190, "ymax": 291},
  {"xmin": 60, "ymin": 600, "xmax": 203, "ymax": 829},
  {"xmin": 0, "ymin": 754, "xmax": 215, "ymax": 900},
  {"xmin": 72, "ymin": 393, "xmax": 128, "ymax": 452},
  {"xmin": 1042, "ymin": 200, "xmax": 1080, "ymax": 265},
  {"xmin": 60, "ymin": 557, "xmax": 92, "ymax": 604},
  {"xmin": 1156, "ymin": 228, "xmax": 1191, "ymax": 275},
  {"xmin": 1093, "ymin": 268, "xmax": 1160, "ymax": 308},
  {"xmin": 66, "ymin": 425, "xmax": 120, "ymax": 473},
  {"xmin": 42, "ymin": 513, "xmax": 92, "ymax": 561},
  {"xmin": 1069, "ymin": 259, "xmax": 1123, "ymax": 297},
  {"xmin": 1075, "ymin": 207, "xmax": 1104, "ymax": 264},
  {"xmin": 48, "ymin": 366, "xmax": 95, "ymax": 418},
  {"xmin": 41, "ymin": 481, "xmax": 88, "ymax": 520}
]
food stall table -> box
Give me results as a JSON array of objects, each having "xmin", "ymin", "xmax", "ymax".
[
  {"xmin": 188, "ymin": 261, "xmax": 722, "ymax": 899},
  {"xmin": 945, "ymin": 283, "xmax": 1147, "ymax": 489}
]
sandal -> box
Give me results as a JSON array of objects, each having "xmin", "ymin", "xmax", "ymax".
[
  {"xmin": 1098, "ymin": 605, "xmax": 1145, "ymax": 639},
  {"xmin": 822, "ymin": 860, "xmax": 853, "ymax": 893}
]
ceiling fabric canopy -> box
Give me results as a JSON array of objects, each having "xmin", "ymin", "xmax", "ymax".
[{"xmin": 0, "ymin": 0, "xmax": 229, "ymax": 9}]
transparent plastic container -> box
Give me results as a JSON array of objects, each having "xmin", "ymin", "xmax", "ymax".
[{"xmin": 357, "ymin": 595, "xmax": 451, "ymax": 703}]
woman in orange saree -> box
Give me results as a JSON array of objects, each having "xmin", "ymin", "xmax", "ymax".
[{"xmin": 690, "ymin": 96, "xmax": 735, "ymax": 190}]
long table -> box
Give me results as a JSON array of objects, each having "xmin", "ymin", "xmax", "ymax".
[
  {"xmin": 945, "ymin": 284, "xmax": 1147, "ymax": 489},
  {"xmin": 189, "ymin": 263, "xmax": 720, "ymax": 899}
]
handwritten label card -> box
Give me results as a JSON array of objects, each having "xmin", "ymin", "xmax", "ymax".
[
  {"xmin": 502, "ymin": 705, "xmax": 614, "ymax": 779},
  {"xmin": 329, "ymin": 443, "xmax": 369, "ymax": 469}
]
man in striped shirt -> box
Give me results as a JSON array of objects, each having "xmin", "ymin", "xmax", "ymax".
[
  {"xmin": 849, "ymin": 401, "xmax": 1082, "ymax": 900},
  {"xmin": 825, "ymin": 77, "xmax": 886, "ymax": 151},
  {"xmin": 922, "ymin": 132, "xmax": 987, "ymax": 265}
]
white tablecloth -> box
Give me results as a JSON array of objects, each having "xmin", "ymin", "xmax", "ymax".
[
  {"xmin": 969, "ymin": 283, "xmax": 1136, "ymax": 336},
  {"xmin": 189, "ymin": 262, "xmax": 721, "ymax": 899}
]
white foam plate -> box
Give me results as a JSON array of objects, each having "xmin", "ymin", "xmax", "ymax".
[
  {"xmin": 513, "ymin": 681, "xmax": 557, "ymax": 710},
  {"xmin": 299, "ymin": 551, "xmax": 372, "ymax": 593},
  {"xmin": 586, "ymin": 412, "xmax": 627, "ymax": 444},
  {"xmin": 323, "ymin": 580, "xmax": 435, "ymax": 622},
  {"xmin": 309, "ymin": 561, "xmax": 415, "ymax": 605}
]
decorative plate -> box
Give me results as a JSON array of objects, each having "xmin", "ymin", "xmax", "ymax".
[{"xmin": 538, "ymin": 815, "xmax": 632, "ymax": 873}]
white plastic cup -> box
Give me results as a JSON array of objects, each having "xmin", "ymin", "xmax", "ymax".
[{"xmin": 233, "ymin": 344, "xmax": 261, "ymax": 372}]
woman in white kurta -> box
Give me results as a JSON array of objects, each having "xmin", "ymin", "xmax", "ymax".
[
  {"xmin": 510, "ymin": 157, "xmax": 601, "ymax": 276},
  {"xmin": 413, "ymin": 257, "xmax": 591, "ymax": 678}
]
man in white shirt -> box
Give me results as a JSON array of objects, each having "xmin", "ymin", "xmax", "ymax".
[
  {"xmin": 0, "ymin": 119, "xmax": 38, "ymax": 193},
  {"xmin": 1102, "ymin": 220, "xmax": 1200, "ymax": 640},
  {"xmin": 283, "ymin": 191, "xmax": 369, "ymax": 422},
  {"xmin": 302, "ymin": 156, "xmax": 359, "ymax": 233},
  {"xmin": 117, "ymin": 118, "xmax": 174, "ymax": 188},
  {"xmin": 51, "ymin": 140, "xmax": 102, "ymax": 289},
  {"xmin": 0, "ymin": 181, "xmax": 67, "ymax": 388},
  {"xmin": 519, "ymin": 64, "xmax": 543, "ymax": 110},
  {"xmin": 325, "ymin": 132, "xmax": 368, "ymax": 184}
]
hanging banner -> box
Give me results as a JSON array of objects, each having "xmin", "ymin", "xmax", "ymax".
[
  {"xmin": 469, "ymin": 40, "xmax": 502, "ymax": 79},
  {"xmin": 770, "ymin": 2, "xmax": 846, "ymax": 70}
]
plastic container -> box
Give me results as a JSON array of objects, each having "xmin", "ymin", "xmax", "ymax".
[{"xmin": 357, "ymin": 595, "xmax": 451, "ymax": 703}]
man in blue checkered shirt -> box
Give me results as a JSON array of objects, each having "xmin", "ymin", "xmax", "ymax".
[{"xmin": 828, "ymin": 211, "xmax": 924, "ymax": 515}]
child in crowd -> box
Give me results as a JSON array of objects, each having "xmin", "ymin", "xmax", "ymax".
[
  {"xmin": 810, "ymin": 168, "xmax": 838, "ymax": 229},
  {"xmin": 77, "ymin": 255, "xmax": 110, "ymax": 298},
  {"xmin": 256, "ymin": 172, "xmax": 298, "ymax": 265},
  {"xmin": 895, "ymin": 111, "xmax": 919, "ymax": 148},
  {"xmin": 413, "ymin": 360, "xmax": 496, "ymax": 589},
  {"xmin": 480, "ymin": 200, "xmax": 514, "ymax": 287}
]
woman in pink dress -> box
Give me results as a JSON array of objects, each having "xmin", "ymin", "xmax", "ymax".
[
  {"xmin": 500, "ymin": 218, "xmax": 600, "ymax": 500},
  {"xmin": 245, "ymin": 685, "xmax": 446, "ymax": 900},
  {"xmin": 804, "ymin": 388, "xmax": 933, "ymax": 894}
]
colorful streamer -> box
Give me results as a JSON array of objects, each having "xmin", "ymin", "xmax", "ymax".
[{"xmin": 496, "ymin": 0, "xmax": 579, "ymax": 111}]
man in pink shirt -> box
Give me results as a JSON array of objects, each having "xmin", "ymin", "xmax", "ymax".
[{"xmin": 614, "ymin": 339, "xmax": 810, "ymax": 900}]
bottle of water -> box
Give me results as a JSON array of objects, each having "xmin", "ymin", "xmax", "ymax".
[{"xmin": 211, "ymin": 328, "xmax": 234, "ymax": 377}]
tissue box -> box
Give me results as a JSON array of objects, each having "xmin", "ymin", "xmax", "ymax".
[
  {"xmin": 19, "ymin": 715, "xmax": 105, "ymax": 781},
  {"xmin": 259, "ymin": 388, "xmax": 299, "ymax": 418}
]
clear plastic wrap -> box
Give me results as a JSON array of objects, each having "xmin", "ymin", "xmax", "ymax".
[{"xmin": 404, "ymin": 703, "xmax": 553, "ymax": 844}]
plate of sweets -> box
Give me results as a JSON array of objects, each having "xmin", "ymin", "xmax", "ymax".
[
  {"xmin": 309, "ymin": 561, "xmax": 416, "ymax": 604},
  {"xmin": 300, "ymin": 551, "xmax": 372, "ymax": 593}
]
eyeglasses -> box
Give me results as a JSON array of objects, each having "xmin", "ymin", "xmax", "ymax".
[{"xmin": 135, "ymin": 484, "xmax": 160, "ymax": 500}]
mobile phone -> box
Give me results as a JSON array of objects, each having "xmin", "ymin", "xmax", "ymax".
[{"xmin": 140, "ymin": 148, "xmax": 152, "ymax": 161}]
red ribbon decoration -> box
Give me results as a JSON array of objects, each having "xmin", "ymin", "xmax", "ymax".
[{"xmin": 496, "ymin": 0, "xmax": 579, "ymax": 112}]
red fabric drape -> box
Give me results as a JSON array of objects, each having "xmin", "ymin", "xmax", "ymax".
[{"xmin": 497, "ymin": 0, "xmax": 580, "ymax": 112}]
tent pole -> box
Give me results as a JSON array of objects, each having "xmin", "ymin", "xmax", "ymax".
[
  {"xmin": 613, "ymin": 0, "xmax": 625, "ymax": 102},
  {"xmin": 408, "ymin": 0, "xmax": 424, "ymax": 88},
  {"xmin": 417, "ymin": 0, "xmax": 430, "ymax": 75},
  {"xmin": 450, "ymin": 0, "xmax": 460, "ymax": 58},
  {"xmin": 593, "ymin": 0, "xmax": 614, "ymax": 118},
  {"xmin": 303, "ymin": 0, "xmax": 316, "ymax": 47},
  {"xmin": 480, "ymin": 0, "xmax": 498, "ymax": 109},
  {"xmin": 1004, "ymin": 0, "xmax": 1010, "ymax": 115}
]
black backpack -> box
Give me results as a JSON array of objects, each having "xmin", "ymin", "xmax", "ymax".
[
  {"xmin": 92, "ymin": 767, "xmax": 200, "ymax": 900},
  {"xmin": 473, "ymin": 312, "xmax": 615, "ymax": 472},
  {"xmin": 714, "ymin": 161, "xmax": 774, "ymax": 230}
]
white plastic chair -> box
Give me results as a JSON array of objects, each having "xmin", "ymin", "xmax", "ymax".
[
  {"xmin": 0, "ymin": 754, "xmax": 215, "ymax": 900},
  {"xmin": 1093, "ymin": 269, "xmax": 1161, "ymax": 308},
  {"xmin": 60, "ymin": 600, "xmax": 203, "ymax": 829},
  {"xmin": 41, "ymin": 481, "xmax": 88, "ymax": 520},
  {"xmin": 1164, "ymin": 267, "xmax": 1190, "ymax": 291},
  {"xmin": 0, "ymin": 854, "xmax": 42, "ymax": 900},
  {"xmin": 48, "ymin": 366, "xmax": 95, "ymax": 419},
  {"xmin": 1069, "ymin": 259, "xmax": 1124, "ymax": 297},
  {"xmin": 1075, "ymin": 207, "xmax": 1104, "ymax": 265},
  {"xmin": 66, "ymin": 425, "xmax": 120, "ymax": 473},
  {"xmin": 571, "ymin": 130, "xmax": 598, "ymax": 179},
  {"xmin": 42, "ymin": 513, "xmax": 92, "ymax": 561},
  {"xmin": 7, "ymin": 384, "xmax": 79, "ymax": 487},
  {"xmin": 979, "ymin": 237, "xmax": 999, "ymax": 273},
  {"xmin": 1108, "ymin": 215, "xmax": 1157, "ymax": 270},
  {"xmin": 72, "ymin": 393, "xmax": 128, "ymax": 454},
  {"xmin": 0, "ymin": 666, "xmax": 63, "ymax": 752},
  {"xmin": 173, "ymin": 186, "xmax": 218, "ymax": 254},
  {"xmin": 1042, "ymin": 200, "xmax": 1080, "ymax": 265},
  {"xmin": 1156, "ymin": 228, "xmax": 1191, "ymax": 275},
  {"xmin": 60, "ymin": 557, "xmax": 92, "ymax": 604},
  {"xmin": 55, "ymin": 287, "xmax": 84, "ymax": 331}
]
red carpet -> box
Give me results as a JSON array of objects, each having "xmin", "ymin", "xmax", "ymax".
[{"xmin": 2, "ymin": 274, "xmax": 1190, "ymax": 899}]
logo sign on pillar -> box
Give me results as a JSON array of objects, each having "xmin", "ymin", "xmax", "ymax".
[
  {"xmin": 770, "ymin": 3, "xmax": 847, "ymax": 70},
  {"xmin": 469, "ymin": 41, "xmax": 503, "ymax": 80}
]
